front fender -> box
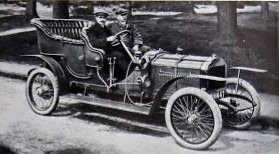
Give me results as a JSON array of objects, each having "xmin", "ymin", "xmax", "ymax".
[
  {"xmin": 149, "ymin": 77, "xmax": 184, "ymax": 115},
  {"xmin": 149, "ymin": 74, "xmax": 227, "ymax": 115},
  {"xmin": 23, "ymin": 55, "xmax": 68, "ymax": 94}
]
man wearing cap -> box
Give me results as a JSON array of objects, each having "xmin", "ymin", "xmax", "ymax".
[
  {"xmin": 86, "ymin": 8, "xmax": 129, "ymax": 79},
  {"xmin": 109, "ymin": 7, "xmax": 150, "ymax": 53},
  {"xmin": 87, "ymin": 8, "xmax": 116, "ymax": 50}
]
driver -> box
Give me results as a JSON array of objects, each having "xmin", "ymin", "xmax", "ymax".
[
  {"xmin": 109, "ymin": 7, "xmax": 150, "ymax": 53},
  {"xmin": 87, "ymin": 8, "xmax": 129, "ymax": 79}
]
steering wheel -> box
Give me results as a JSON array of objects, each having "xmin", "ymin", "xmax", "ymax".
[
  {"xmin": 111, "ymin": 30, "xmax": 130, "ymax": 46},
  {"xmin": 111, "ymin": 30, "xmax": 140, "ymax": 65}
]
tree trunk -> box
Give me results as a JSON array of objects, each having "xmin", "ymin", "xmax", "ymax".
[
  {"xmin": 126, "ymin": 1, "xmax": 133, "ymax": 16},
  {"xmin": 187, "ymin": 1, "xmax": 196, "ymax": 14},
  {"xmin": 261, "ymin": 2, "xmax": 269, "ymax": 20},
  {"xmin": 216, "ymin": 1, "xmax": 237, "ymax": 44},
  {"xmin": 26, "ymin": 0, "xmax": 39, "ymax": 20},
  {"xmin": 53, "ymin": 0, "xmax": 69, "ymax": 19},
  {"xmin": 86, "ymin": 2, "xmax": 94, "ymax": 14}
]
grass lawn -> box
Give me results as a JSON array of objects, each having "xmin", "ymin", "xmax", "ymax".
[{"xmin": 132, "ymin": 12, "xmax": 278, "ymax": 93}]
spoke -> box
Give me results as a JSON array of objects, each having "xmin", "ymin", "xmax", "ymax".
[
  {"xmin": 182, "ymin": 96, "xmax": 190, "ymax": 111},
  {"xmin": 198, "ymin": 116, "xmax": 214, "ymax": 124},
  {"xmin": 195, "ymin": 99, "xmax": 203, "ymax": 110},
  {"xmin": 173, "ymin": 121, "xmax": 187, "ymax": 126},
  {"xmin": 34, "ymin": 76, "xmax": 40, "ymax": 84},
  {"xmin": 224, "ymin": 82, "xmax": 255, "ymax": 126},
  {"xmin": 197, "ymin": 123, "xmax": 213, "ymax": 135},
  {"xmin": 44, "ymin": 97, "xmax": 51, "ymax": 107},
  {"xmin": 42, "ymin": 97, "xmax": 48, "ymax": 109},
  {"xmin": 197, "ymin": 126, "xmax": 211, "ymax": 139},
  {"xmin": 198, "ymin": 121, "xmax": 214, "ymax": 128},
  {"xmin": 34, "ymin": 96, "xmax": 40, "ymax": 106},
  {"xmin": 186, "ymin": 96, "xmax": 190, "ymax": 110},
  {"xmin": 37, "ymin": 97, "xmax": 44, "ymax": 109},
  {"xmin": 198, "ymin": 119, "xmax": 214, "ymax": 130},
  {"xmin": 196, "ymin": 123, "xmax": 211, "ymax": 136},
  {"xmin": 173, "ymin": 104, "xmax": 186, "ymax": 118},
  {"xmin": 41, "ymin": 76, "xmax": 46, "ymax": 85},
  {"xmin": 192, "ymin": 127, "xmax": 201, "ymax": 143},
  {"xmin": 198, "ymin": 113, "xmax": 213, "ymax": 119},
  {"xmin": 199, "ymin": 106, "xmax": 211, "ymax": 115},
  {"xmin": 174, "ymin": 123, "xmax": 191, "ymax": 132},
  {"xmin": 199, "ymin": 118, "xmax": 214, "ymax": 124},
  {"xmin": 190, "ymin": 95, "xmax": 194, "ymax": 111},
  {"xmin": 171, "ymin": 112, "xmax": 185, "ymax": 120},
  {"xmin": 170, "ymin": 94, "xmax": 217, "ymax": 144},
  {"xmin": 177, "ymin": 98, "xmax": 188, "ymax": 114},
  {"xmin": 172, "ymin": 107, "xmax": 184, "ymax": 115},
  {"xmin": 38, "ymin": 75, "xmax": 44, "ymax": 85},
  {"xmin": 177, "ymin": 123, "xmax": 192, "ymax": 131}
]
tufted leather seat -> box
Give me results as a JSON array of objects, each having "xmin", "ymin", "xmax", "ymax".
[
  {"xmin": 31, "ymin": 18, "xmax": 105, "ymax": 69},
  {"xmin": 31, "ymin": 18, "xmax": 93, "ymax": 44}
]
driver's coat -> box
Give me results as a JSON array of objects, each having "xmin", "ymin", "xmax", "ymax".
[
  {"xmin": 108, "ymin": 21, "xmax": 143, "ymax": 48},
  {"xmin": 86, "ymin": 22, "xmax": 129, "ymax": 78},
  {"xmin": 87, "ymin": 22, "xmax": 112, "ymax": 51}
]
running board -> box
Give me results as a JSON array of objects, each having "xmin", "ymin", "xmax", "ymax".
[{"xmin": 60, "ymin": 94, "xmax": 151, "ymax": 115}]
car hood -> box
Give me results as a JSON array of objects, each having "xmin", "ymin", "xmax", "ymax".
[{"xmin": 145, "ymin": 50, "xmax": 226, "ymax": 71}]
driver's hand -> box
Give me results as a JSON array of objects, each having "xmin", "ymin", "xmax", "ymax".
[
  {"xmin": 107, "ymin": 36, "xmax": 117, "ymax": 42},
  {"xmin": 120, "ymin": 33, "xmax": 129, "ymax": 40},
  {"xmin": 111, "ymin": 39, "xmax": 120, "ymax": 46},
  {"xmin": 132, "ymin": 45, "xmax": 139, "ymax": 51}
]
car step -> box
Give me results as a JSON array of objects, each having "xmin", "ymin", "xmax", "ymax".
[{"xmin": 60, "ymin": 94, "xmax": 151, "ymax": 115}]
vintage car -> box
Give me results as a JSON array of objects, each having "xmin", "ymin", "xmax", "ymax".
[{"xmin": 24, "ymin": 18, "xmax": 266, "ymax": 150}]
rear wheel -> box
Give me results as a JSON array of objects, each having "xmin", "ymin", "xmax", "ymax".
[
  {"xmin": 220, "ymin": 78, "xmax": 260, "ymax": 129},
  {"xmin": 165, "ymin": 87, "xmax": 222, "ymax": 150},
  {"xmin": 26, "ymin": 68, "xmax": 59, "ymax": 115}
]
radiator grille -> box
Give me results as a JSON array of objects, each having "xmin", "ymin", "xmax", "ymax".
[{"xmin": 202, "ymin": 65, "xmax": 226, "ymax": 90}]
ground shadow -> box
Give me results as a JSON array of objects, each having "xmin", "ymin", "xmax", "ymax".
[
  {"xmin": 249, "ymin": 117, "xmax": 279, "ymax": 135},
  {"xmin": 51, "ymin": 104, "xmax": 81, "ymax": 117},
  {"xmin": 45, "ymin": 148, "xmax": 97, "ymax": 154},
  {"xmin": 0, "ymin": 144, "xmax": 17, "ymax": 154},
  {"xmin": 52, "ymin": 102, "xmax": 169, "ymax": 137},
  {"xmin": 208, "ymin": 117, "xmax": 279, "ymax": 152}
]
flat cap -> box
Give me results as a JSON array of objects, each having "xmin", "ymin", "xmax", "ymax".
[
  {"xmin": 114, "ymin": 7, "xmax": 128, "ymax": 15},
  {"xmin": 94, "ymin": 7, "xmax": 109, "ymax": 16}
]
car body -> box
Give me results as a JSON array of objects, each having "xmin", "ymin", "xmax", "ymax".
[{"xmin": 24, "ymin": 18, "xmax": 266, "ymax": 150}]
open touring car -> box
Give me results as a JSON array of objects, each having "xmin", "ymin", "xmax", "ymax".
[{"xmin": 24, "ymin": 18, "xmax": 266, "ymax": 150}]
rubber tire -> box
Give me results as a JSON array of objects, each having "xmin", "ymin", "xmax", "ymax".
[
  {"xmin": 26, "ymin": 68, "xmax": 59, "ymax": 115},
  {"xmin": 223, "ymin": 78, "xmax": 260, "ymax": 129},
  {"xmin": 165, "ymin": 87, "xmax": 222, "ymax": 150}
]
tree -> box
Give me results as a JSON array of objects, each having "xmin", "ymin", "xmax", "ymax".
[
  {"xmin": 126, "ymin": 1, "xmax": 133, "ymax": 16},
  {"xmin": 183, "ymin": 1, "xmax": 196, "ymax": 14},
  {"xmin": 216, "ymin": 1, "xmax": 237, "ymax": 44},
  {"xmin": 26, "ymin": 0, "xmax": 39, "ymax": 20},
  {"xmin": 53, "ymin": 0, "xmax": 69, "ymax": 19},
  {"xmin": 261, "ymin": 2, "xmax": 269, "ymax": 20}
]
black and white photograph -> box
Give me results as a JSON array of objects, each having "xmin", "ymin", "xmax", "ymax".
[{"xmin": 0, "ymin": 0, "xmax": 278, "ymax": 153}]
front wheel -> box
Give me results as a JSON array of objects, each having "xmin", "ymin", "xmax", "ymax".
[
  {"xmin": 26, "ymin": 68, "xmax": 59, "ymax": 115},
  {"xmin": 165, "ymin": 87, "xmax": 222, "ymax": 150},
  {"xmin": 220, "ymin": 78, "xmax": 260, "ymax": 129}
]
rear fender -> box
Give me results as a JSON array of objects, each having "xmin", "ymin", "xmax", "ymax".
[
  {"xmin": 23, "ymin": 55, "xmax": 68, "ymax": 94},
  {"xmin": 27, "ymin": 68, "xmax": 37, "ymax": 77}
]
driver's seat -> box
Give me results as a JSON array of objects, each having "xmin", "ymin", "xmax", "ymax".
[{"xmin": 81, "ymin": 22, "xmax": 106, "ymax": 69}]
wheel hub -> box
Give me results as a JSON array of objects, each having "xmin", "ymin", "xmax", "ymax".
[
  {"xmin": 187, "ymin": 113, "xmax": 198, "ymax": 124},
  {"xmin": 230, "ymin": 99, "xmax": 239, "ymax": 107},
  {"xmin": 36, "ymin": 85, "xmax": 51, "ymax": 97}
]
